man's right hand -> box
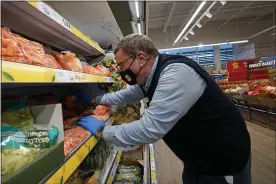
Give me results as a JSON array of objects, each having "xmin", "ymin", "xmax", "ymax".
[{"xmin": 74, "ymin": 91, "xmax": 96, "ymax": 105}]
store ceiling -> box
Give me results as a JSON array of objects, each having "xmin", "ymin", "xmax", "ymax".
[
  {"xmin": 46, "ymin": 1, "xmax": 124, "ymax": 49},
  {"xmin": 149, "ymin": 1, "xmax": 276, "ymax": 29},
  {"xmin": 148, "ymin": 1, "xmax": 276, "ymax": 48}
]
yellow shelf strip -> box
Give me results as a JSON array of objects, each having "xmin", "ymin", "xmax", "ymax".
[
  {"xmin": 149, "ymin": 144, "xmax": 157, "ymax": 184},
  {"xmin": 2, "ymin": 61, "xmax": 112, "ymax": 83},
  {"xmin": 106, "ymin": 151, "xmax": 122, "ymax": 184},
  {"xmin": 44, "ymin": 136, "xmax": 99, "ymax": 184}
]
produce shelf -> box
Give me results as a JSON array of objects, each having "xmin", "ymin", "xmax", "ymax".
[
  {"xmin": 40, "ymin": 117, "xmax": 113, "ymax": 184},
  {"xmin": 149, "ymin": 144, "xmax": 158, "ymax": 184},
  {"xmin": 106, "ymin": 151, "xmax": 122, "ymax": 184},
  {"xmin": 41, "ymin": 136, "xmax": 99, "ymax": 184},
  {"xmin": 2, "ymin": 1, "xmax": 104, "ymax": 57},
  {"xmin": 2, "ymin": 61, "xmax": 112, "ymax": 83}
]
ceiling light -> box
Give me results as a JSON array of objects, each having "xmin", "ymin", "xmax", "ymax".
[
  {"xmin": 190, "ymin": 30, "xmax": 195, "ymax": 35},
  {"xmin": 135, "ymin": 1, "xmax": 140, "ymax": 19},
  {"xmin": 184, "ymin": 36, "xmax": 189, "ymax": 40},
  {"xmin": 205, "ymin": 12, "xmax": 212, "ymax": 19},
  {"xmin": 228, "ymin": 40, "xmax": 248, "ymax": 44},
  {"xmin": 220, "ymin": 1, "xmax": 227, "ymax": 6},
  {"xmin": 159, "ymin": 40, "xmax": 248, "ymax": 52},
  {"xmin": 196, "ymin": 23, "xmax": 202, "ymax": 28},
  {"xmin": 173, "ymin": 0, "xmax": 207, "ymax": 44},
  {"xmin": 137, "ymin": 23, "xmax": 141, "ymax": 34}
]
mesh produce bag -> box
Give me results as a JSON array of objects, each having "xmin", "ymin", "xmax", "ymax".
[
  {"xmin": 1, "ymin": 27, "xmax": 25, "ymax": 63},
  {"xmin": 53, "ymin": 51, "xmax": 83, "ymax": 72}
]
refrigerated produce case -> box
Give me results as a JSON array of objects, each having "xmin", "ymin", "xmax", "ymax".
[
  {"xmin": 218, "ymin": 57, "xmax": 276, "ymax": 130},
  {"xmin": 1, "ymin": 1, "xmax": 157, "ymax": 183}
]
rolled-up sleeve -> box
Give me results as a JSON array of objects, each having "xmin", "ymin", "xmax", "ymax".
[
  {"xmin": 96, "ymin": 84, "xmax": 144, "ymax": 105},
  {"xmin": 103, "ymin": 63, "xmax": 207, "ymax": 147}
]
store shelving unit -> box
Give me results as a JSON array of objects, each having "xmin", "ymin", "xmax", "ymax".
[
  {"xmin": 2, "ymin": 60, "xmax": 112, "ymax": 83},
  {"xmin": 100, "ymin": 150, "xmax": 122, "ymax": 184},
  {"xmin": 2, "ymin": 1, "xmax": 104, "ymax": 57}
]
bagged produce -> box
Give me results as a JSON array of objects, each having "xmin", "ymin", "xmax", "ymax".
[
  {"xmin": 11, "ymin": 33, "xmax": 45, "ymax": 66},
  {"xmin": 42, "ymin": 54, "xmax": 63, "ymax": 69},
  {"xmin": 114, "ymin": 173, "xmax": 141, "ymax": 183},
  {"xmin": 118, "ymin": 165, "xmax": 141, "ymax": 176},
  {"xmin": 96, "ymin": 65, "xmax": 111, "ymax": 76},
  {"xmin": 2, "ymin": 147, "xmax": 40, "ymax": 178},
  {"xmin": 93, "ymin": 105, "xmax": 112, "ymax": 116},
  {"xmin": 54, "ymin": 52, "xmax": 83, "ymax": 72},
  {"xmin": 2, "ymin": 100, "xmax": 34, "ymax": 129},
  {"xmin": 63, "ymin": 116, "xmax": 81, "ymax": 129},
  {"xmin": 83, "ymin": 65, "xmax": 104, "ymax": 76},
  {"xmin": 2, "ymin": 124, "xmax": 59, "ymax": 148},
  {"xmin": 64, "ymin": 126, "xmax": 90, "ymax": 156},
  {"xmin": 1, "ymin": 27, "xmax": 25, "ymax": 63}
]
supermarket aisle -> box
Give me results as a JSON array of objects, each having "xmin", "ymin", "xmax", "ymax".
[{"xmin": 154, "ymin": 122, "xmax": 276, "ymax": 184}]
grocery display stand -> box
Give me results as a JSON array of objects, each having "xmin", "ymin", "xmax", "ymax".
[{"xmin": 1, "ymin": 1, "xmax": 156, "ymax": 183}]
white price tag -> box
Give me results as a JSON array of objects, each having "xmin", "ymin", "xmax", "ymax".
[
  {"xmin": 72, "ymin": 72, "xmax": 85, "ymax": 82},
  {"xmin": 104, "ymin": 77, "xmax": 112, "ymax": 82},
  {"xmin": 149, "ymin": 144, "xmax": 154, "ymax": 153},
  {"xmin": 55, "ymin": 69, "xmax": 71, "ymax": 82},
  {"xmin": 37, "ymin": 2, "xmax": 72, "ymax": 31}
]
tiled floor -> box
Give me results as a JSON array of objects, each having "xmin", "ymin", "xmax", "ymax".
[{"xmin": 154, "ymin": 122, "xmax": 276, "ymax": 184}]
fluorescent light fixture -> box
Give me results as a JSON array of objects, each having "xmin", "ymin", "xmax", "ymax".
[
  {"xmin": 135, "ymin": 1, "xmax": 140, "ymax": 19},
  {"xmin": 228, "ymin": 40, "xmax": 248, "ymax": 44},
  {"xmin": 190, "ymin": 30, "xmax": 195, "ymax": 35},
  {"xmin": 137, "ymin": 23, "xmax": 141, "ymax": 34},
  {"xmin": 197, "ymin": 23, "xmax": 202, "ymax": 28},
  {"xmin": 205, "ymin": 12, "xmax": 212, "ymax": 19},
  {"xmin": 184, "ymin": 36, "xmax": 189, "ymax": 40},
  {"xmin": 220, "ymin": 0, "xmax": 227, "ymax": 6},
  {"xmin": 173, "ymin": 0, "xmax": 207, "ymax": 44},
  {"xmin": 159, "ymin": 40, "xmax": 247, "ymax": 52}
]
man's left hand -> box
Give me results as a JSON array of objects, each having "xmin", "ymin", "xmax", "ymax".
[{"xmin": 78, "ymin": 116, "xmax": 105, "ymax": 136}]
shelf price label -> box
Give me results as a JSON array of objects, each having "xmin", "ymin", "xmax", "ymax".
[
  {"xmin": 37, "ymin": 1, "xmax": 72, "ymax": 32},
  {"xmin": 55, "ymin": 70, "xmax": 86, "ymax": 82},
  {"xmin": 104, "ymin": 77, "xmax": 112, "ymax": 83}
]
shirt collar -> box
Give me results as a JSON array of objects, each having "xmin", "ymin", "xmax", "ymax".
[{"xmin": 144, "ymin": 55, "xmax": 159, "ymax": 91}]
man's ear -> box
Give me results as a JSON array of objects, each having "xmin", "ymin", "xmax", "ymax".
[{"xmin": 136, "ymin": 52, "xmax": 146, "ymax": 66}]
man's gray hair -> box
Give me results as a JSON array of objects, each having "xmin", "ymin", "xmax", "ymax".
[{"xmin": 115, "ymin": 34, "xmax": 158, "ymax": 57}]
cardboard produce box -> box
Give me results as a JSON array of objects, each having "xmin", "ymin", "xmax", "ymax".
[{"xmin": 2, "ymin": 104, "xmax": 64, "ymax": 184}]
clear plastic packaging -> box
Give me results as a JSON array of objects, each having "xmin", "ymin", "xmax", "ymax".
[
  {"xmin": 11, "ymin": 33, "xmax": 45, "ymax": 66},
  {"xmin": 42, "ymin": 54, "xmax": 63, "ymax": 69},
  {"xmin": 64, "ymin": 126, "xmax": 90, "ymax": 157},
  {"xmin": 96, "ymin": 65, "xmax": 111, "ymax": 76},
  {"xmin": 54, "ymin": 51, "xmax": 83, "ymax": 72},
  {"xmin": 1, "ymin": 27, "xmax": 25, "ymax": 63},
  {"xmin": 82, "ymin": 65, "xmax": 104, "ymax": 76}
]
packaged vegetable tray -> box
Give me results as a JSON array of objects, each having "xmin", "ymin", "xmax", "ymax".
[{"xmin": 64, "ymin": 126, "xmax": 91, "ymax": 157}]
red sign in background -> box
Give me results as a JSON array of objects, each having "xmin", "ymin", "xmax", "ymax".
[{"xmin": 226, "ymin": 59, "xmax": 269, "ymax": 81}]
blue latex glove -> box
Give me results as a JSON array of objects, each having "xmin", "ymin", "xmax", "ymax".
[
  {"xmin": 78, "ymin": 116, "xmax": 105, "ymax": 135},
  {"xmin": 73, "ymin": 91, "xmax": 92, "ymax": 105}
]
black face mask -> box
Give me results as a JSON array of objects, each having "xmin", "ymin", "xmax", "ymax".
[{"xmin": 119, "ymin": 56, "xmax": 144, "ymax": 85}]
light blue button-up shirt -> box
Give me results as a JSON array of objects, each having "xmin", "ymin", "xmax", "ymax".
[{"xmin": 96, "ymin": 55, "xmax": 207, "ymax": 147}]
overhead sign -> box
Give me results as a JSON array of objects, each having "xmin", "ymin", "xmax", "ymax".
[{"xmin": 248, "ymin": 60, "xmax": 276, "ymax": 70}]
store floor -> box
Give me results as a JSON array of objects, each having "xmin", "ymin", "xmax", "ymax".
[{"xmin": 154, "ymin": 122, "xmax": 276, "ymax": 184}]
